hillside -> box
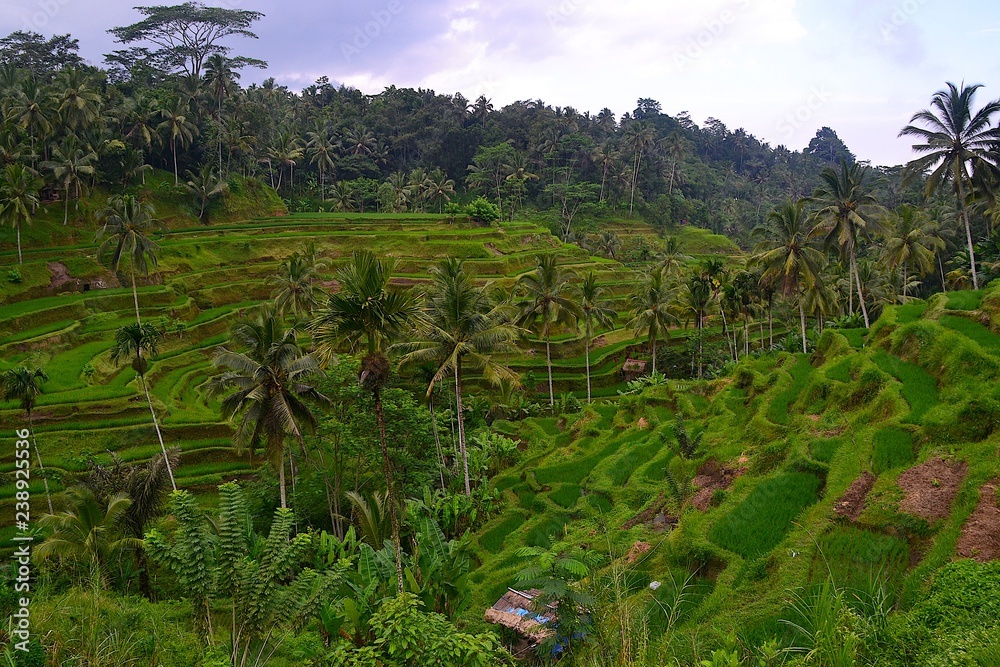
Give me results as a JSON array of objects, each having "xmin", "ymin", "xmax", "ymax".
[{"xmin": 464, "ymin": 282, "xmax": 1000, "ymax": 664}]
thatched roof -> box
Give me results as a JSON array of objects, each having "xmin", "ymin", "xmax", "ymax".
[{"xmin": 484, "ymin": 588, "xmax": 556, "ymax": 640}]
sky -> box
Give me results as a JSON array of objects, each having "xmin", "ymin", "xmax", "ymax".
[{"xmin": 2, "ymin": 0, "xmax": 999, "ymax": 166}]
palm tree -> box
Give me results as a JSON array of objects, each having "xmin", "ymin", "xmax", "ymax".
[
  {"xmin": 269, "ymin": 252, "xmax": 320, "ymax": 319},
  {"xmin": 900, "ymin": 82, "xmax": 1000, "ymax": 290},
  {"xmin": 42, "ymin": 137, "xmax": 97, "ymax": 225},
  {"xmin": 209, "ymin": 306, "xmax": 328, "ymax": 509},
  {"xmin": 51, "ymin": 67, "xmax": 101, "ymax": 133},
  {"xmin": 310, "ymin": 250, "xmax": 422, "ymax": 592},
  {"xmin": 35, "ymin": 488, "xmax": 141, "ymax": 587},
  {"xmin": 95, "ymin": 195, "xmax": 164, "ymax": 326},
  {"xmin": 657, "ymin": 236, "xmax": 690, "ymax": 280},
  {"xmin": 881, "ymin": 204, "xmax": 942, "ymax": 301},
  {"xmin": 183, "ymin": 163, "xmax": 228, "ymax": 224},
  {"xmin": 2, "ymin": 366, "xmax": 53, "ymax": 513},
  {"xmin": 676, "ymin": 274, "xmax": 714, "ymax": 379},
  {"xmin": 517, "ymin": 255, "xmax": 582, "ymax": 407},
  {"xmin": 157, "ymin": 98, "xmax": 198, "ymax": 185},
  {"xmin": 628, "ymin": 270, "xmax": 678, "ymax": 375},
  {"xmin": 397, "ymin": 258, "xmax": 519, "ymax": 495},
  {"xmin": 624, "ymin": 122, "xmax": 655, "ymax": 215},
  {"xmin": 268, "ymin": 130, "xmax": 303, "ymax": 192},
  {"xmin": 11, "ymin": 78, "xmax": 52, "ymax": 164},
  {"xmin": 111, "ymin": 323, "xmax": 176, "ymax": 491},
  {"xmin": 0, "ymin": 163, "xmax": 41, "ymax": 264},
  {"xmin": 752, "ymin": 199, "xmax": 825, "ymax": 353},
  {"xmin": 203, "ymin": 54, "xmax": 240, "ymax": 174},
  {"xmin": 808, "ymin": 161, "xmax": 882, "ymax": 327},
  {"xmin": 425, "ymin": 168, "xmax": 456, "ymax": 213},
  {"xmin": 577, "ymin": 272, "xmax": 616, "ymax": 403},
  {"xmin": 307, "ymin": 126, "xmax": 336, "ymax": 201}
]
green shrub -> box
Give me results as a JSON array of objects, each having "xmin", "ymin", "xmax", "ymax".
[
  {"xmin": 7, "ymin": 268, "xmax": 23, "ymax": 283},
  {"xmin": 710, "ymin": 472, "xmax": 821, "ymax": 558}
]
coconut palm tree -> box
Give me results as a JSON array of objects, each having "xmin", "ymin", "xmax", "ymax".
[
  {"xmin": 11, "ymin": 78, "xmax": 52, "ymax": 164},
  {"xmin": 42, "ymin": 136, "xmax": 97, "ymax": 225},
  {"xmin": 310, "ymin": 250, "xmax": 422, "ymax": 592},
  {"xmin": 157, "ymin": 98, "xmax": 198, "ymax": 185},
  {"xmin": 425, "ymin": 168, "xmax": 456, "ymax": 213},
  {"xmin": 51, "ymin": 67, "xmax": 101, "ymax": 133},
  {"xmin": 2, "ymin": 366, "xmax": 53, "ymax": 513},
  {"xmin": 209, "ymin": 306, "xmax": 328, "ymax": 510},
  {"xmin": 0, "ymin": 163, "xmax": 41, "ymax": 265},
  {"xmin": 396, "ymin": 258, "xmax": 519, "ymax": 495},
  {"xmin": 35, "ymin": 488, "xmax": 141, "ymax": 587},
  {"xmin": 307, "ymin": 125, "xmax": 336, "ymax": 201},
  {"xmin": 900, "ymin": 82, "xmax": 1000, "ymax": 290},
  {"xmin": 203, "ymin": 54, "xmax": 240, "ymax": 174},
  {"xmin": 657, "ymin": 236, "xmax": 689, "ymax": 280},
  {"xmin": 95, "ymin": 195, "xmax": 164, "ymax": 326},
  {"xmin": 628, "ymin": 270, "xmax": 678, "ymax": 374},
  {"xmin": 111, "ymin": 323, "xmax": 176, "ymax": 491},
  {"xmin": 808, "ymin": 161, "xmax": 882, "ymax": 328},
  {"xmin": 676, "ymin": 274, "xmax": 714, "ymax": 379},
  {"xmin": 881, "ymin": 204, "xmax": 942, "ymax": 301},
  {"xmin": 183, "ymin": 163, "xmax": 228, "ymax": 224},
  {"xmin": 517, "ymin": 255, "xmax": 583, "ymax": 407},
  {"xmin": 752, "ymin": 199, "xmax": 826, "ymax": 353},
  {"xmin": 577, "ymin": 272, "xmax": 616, "ymax": 402},
  {"xmin": 269, "ymin": 252, "xmax": 320, "ymax": 319}
]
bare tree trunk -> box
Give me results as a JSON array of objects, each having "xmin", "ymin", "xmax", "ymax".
[
  {"xmin": 957, "ymin": 177, "xmax": 978, "ymax": 290},
  {"xmin": 28, "ymin": 412, "xmax": 52, "ymax": 514},
  {"xmin": 852, "ymin": 251, "xmax": 870, "ymax": 328},
  {"xmin": 585, "ymin": 334, "xmax": 592, "ymax": 404},
  {"xmin": 374, "ymin": 387, "xmax": 405, "ymax": 593},
  {"xmin": 799, "ymin": 297, "xmax": 808, "ymax": 354},
  {"xmin": 140, "ymin": 376, "xmax": 176, "ymax": 491},
  {"xmin": 546, "ymin": 334, "xmax": 555, "ymax": 407},
  {"xmin": 939, "ymin": 253, "xmax": 948, "ymax": 293},
  {"xmin": 454, "ymin": 364, "xmax": 471, "ymax": 497},
  {"xmin": 429, "ymin": 396, "xmax": 446, "ymax": 491},
  {"xmin": 16, "ymin": 224, "xmax": 22, "ymax": 264},
  {"xmin": 131, "ymin": 264, "xmax": 142, "ymax": 326}
]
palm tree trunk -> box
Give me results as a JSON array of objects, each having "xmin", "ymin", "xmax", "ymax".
[
  {"xmin": 546, "ymin": 334, "xmax": 555, "ymax": 407},
  {"xmin": 958, "ymin": 179, "xmax": 979, "ymax": 290},
  {"xmin": 939, "ymin": 253, "xmax": 948, "ymax": 293},
  {"xmin": 799, "ymin": 296, "xmax": 807, "ymax": 354},
  {"xmin": 651, "ymin": 334, "xmax": 657, "ymax": 375},
  {"xmin": 27, "ymin": 412, "xmax": 53, "ymax": 514},
  {"xmin": 277, "ymin": 448, "xmax": 287, "ymax": 509},
  {"xmin": 131, "ymin": 264, "xmax": 142, "ymax": 326},
  {"xmin": 585, "ymin": 334, "xmax": 592, "ymax": 404},
  {"xmin": 139, "ymin": 376, "xmax": 176, "ymax": 491},
  {"xmin": 851, "ymin": 251, "xmax": 870, "ymax": 327},
  {"xmin": 172, "ymin": 137, "xmax": 179, "ymax": 186},
  {"xmin": 16, "ymin": 224, "xmax": 22, "ymax": 265},
  {"xmin": 373, "ymin": 387, "xmax": 405, "ymax": 593},
  {"xmin": 429, "ymin": 396, "xmax": 446, "ymax": 491},
  {"xmin": 454, "ymin": 364, "xmax": 471, "ymax": 497}
]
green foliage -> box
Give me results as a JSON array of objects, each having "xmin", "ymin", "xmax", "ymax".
[
  {"xmin": 6, "ymin": 268, "xmax": 22, "ymax": 283},
  {"xmin": 816, "ymin": 526, "xmax": 909, "ymax": 593},
  {"xmin": 480, "ymin": 513, "xmax": 527, "ymax": 554},
  {"xmin": 873, "ymin": 350, "xmax": 939, "ymax": 423},
  {"xmin": 767, "ymin": 355, "xmax": 814, "ymax": 425},
  {"xmin": 464, "ymin": 197, "xmax": 500, "ymax": 225},
  {"xmin": 710, "ymin": 473, "xmax": 821, "ymax": 558}
]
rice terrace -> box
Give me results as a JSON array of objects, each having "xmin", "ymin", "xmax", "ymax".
[{"xmin": 1, "ymin": 2, "xmax": 1000, "ymax": 666}]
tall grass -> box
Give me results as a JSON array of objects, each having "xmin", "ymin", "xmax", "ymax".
[
  {"xmin": 768, "ymin": 355, "xmax": 815, "ymax": 425},
  {"xmin": 872, "ymin": 350, "xmax": 939, "ymax": 423},
  {"xmin": 871, "ymin": 427, "xmax": 914, "ymax": 473}
]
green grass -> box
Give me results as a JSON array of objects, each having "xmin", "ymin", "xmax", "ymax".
[
  {"xmin": 896, "ymin": 302, "xmax": 928, "ymax": 324},
  {"xmin": 549, "ymin": 484, "xmax": 582, "ymax": 509},
  {"xmin": 480, "ymin": 513, "xmax": 528, "ymax": 554},
  {"xmin": 940, "ymin": 315, "xmax": 1000, "ymax": 355},
  {"xmin": 945, "ymin": 290, "xmax": 982, "ymax": 311},
  {"xmin": 608, "ymin": 436, "xmax": 666, "ymax": 486},
  {"xmin": 871, "ymin": 427, "xmax": 914, "ymax": 474},
  {"xmin": 710, "ymin": 472, "xmax": 821, "ymax": 558},
  {"xmin": 767, "ymin": 355, "xmax": 815, "ymax": 425},
  {"xmin": 810, "ymin": 438, "xmax": 842, "ymax": 464},
  {"xmin": 523, "ymin": 513, "xmax": 570, "ymax": 548},
  {"xmin": 825, "ymin": 357, "xmax": 853, "ymax": 383},
  {"xmin": 838, "ymin": 328, "xmax": 868, "ymax": 349},
  {"xmin": 815, "ymin": 525, "xmax": 909, "ymax": 593},
  {"xmin": 872, "ymin": 350, "xmax": 939, "ymax": 423}
]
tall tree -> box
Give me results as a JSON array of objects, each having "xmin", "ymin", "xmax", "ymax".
[
  {"xmin": 311, "ymin": 250, "xmax": 422, "ymax": 592},
  {"xmin": 111, "ymin": 323, "xmax": 176, "ymax": 491},
  {"xmin": 882, "ymin": 204, "xmax": 942, "ymax": 301},
  {"xmin": 42, "ymin": 136, "xmax": 97, "ymax": 225},
  {"xmin": 577, "ymin": 272, "xmax": 616, "ymax": 403},
  {"xmin": 157, "ymin": 98, "xmax": 198, "ymax": 185},
  {"xmin": 517, "ymin": 255, "xmax": 582, "ymax": 408},
  {"xmin": 900, "ymin": 82, "xmax": 1000, "ymax": 290},
  {"xmin": 95, "ymin": 194, "xmax": 164, "ymax": 326},
  {"xmin": 2, "ymin": 366, "xmax": 53, "ymax": 513},
  {"xmin": 808, "ymin": 161, "xmax": 882, "ymax": 328},
  {"xmin": 0, "ymin": 163, "xmax": 40, "ymax": 265},
  {"xmin": 627, "ymin": 270, "xmax": 678, "ymax": 375},
  {"xmin": 182, "ymin": 163, "xmax": 228, "ymax": 224},
  {"xmin": 269, "ymin": 252, "xmax": 321, "ymax": 319},
  {"xmin": 397, "ymin": 258, "xmax": 519, "ymax": 495},
  {"xmin": 752, "ymin": 199, "xmax": 825, "ymax": 353},
  {"xmin": 209, "ymin": 306, "xmax": 328, "ymax": 509},
  {"xmin": 109, "ymin": 2, "xmax": 266, "ymax": 79}
]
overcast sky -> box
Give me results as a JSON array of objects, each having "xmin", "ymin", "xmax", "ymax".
[{"xmin": 2, "ymin": 0, "xmax": 999, "ymax": 166}]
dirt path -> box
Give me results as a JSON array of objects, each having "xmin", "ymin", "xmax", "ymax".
[
  {"xmin": 834, "ymin": 471, "xmax": 876, "ymax": 521},
  {"xmin": 47, "ymin": 261, "xmax": 75, "ymax": 291},
  {"xmin": 957, "ymin": 481, "xmax": 1000, "ymax": 562},
  {"xmin": 898, "ymin": 457, "xmax": 967, "ymax": 521}
]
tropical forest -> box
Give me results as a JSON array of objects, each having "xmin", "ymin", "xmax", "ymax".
[{"xmin": 1, "ymin": 4, "xmax": 1000, "ymax": 666}]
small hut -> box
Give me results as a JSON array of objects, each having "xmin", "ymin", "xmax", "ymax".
[
  {"xmin": 484, "ymin": 588, "xmax": 556, "ymax": 646},
  {"xmin": 621, "ymin": 358, "xmax": 648, "ymax": 382}
]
